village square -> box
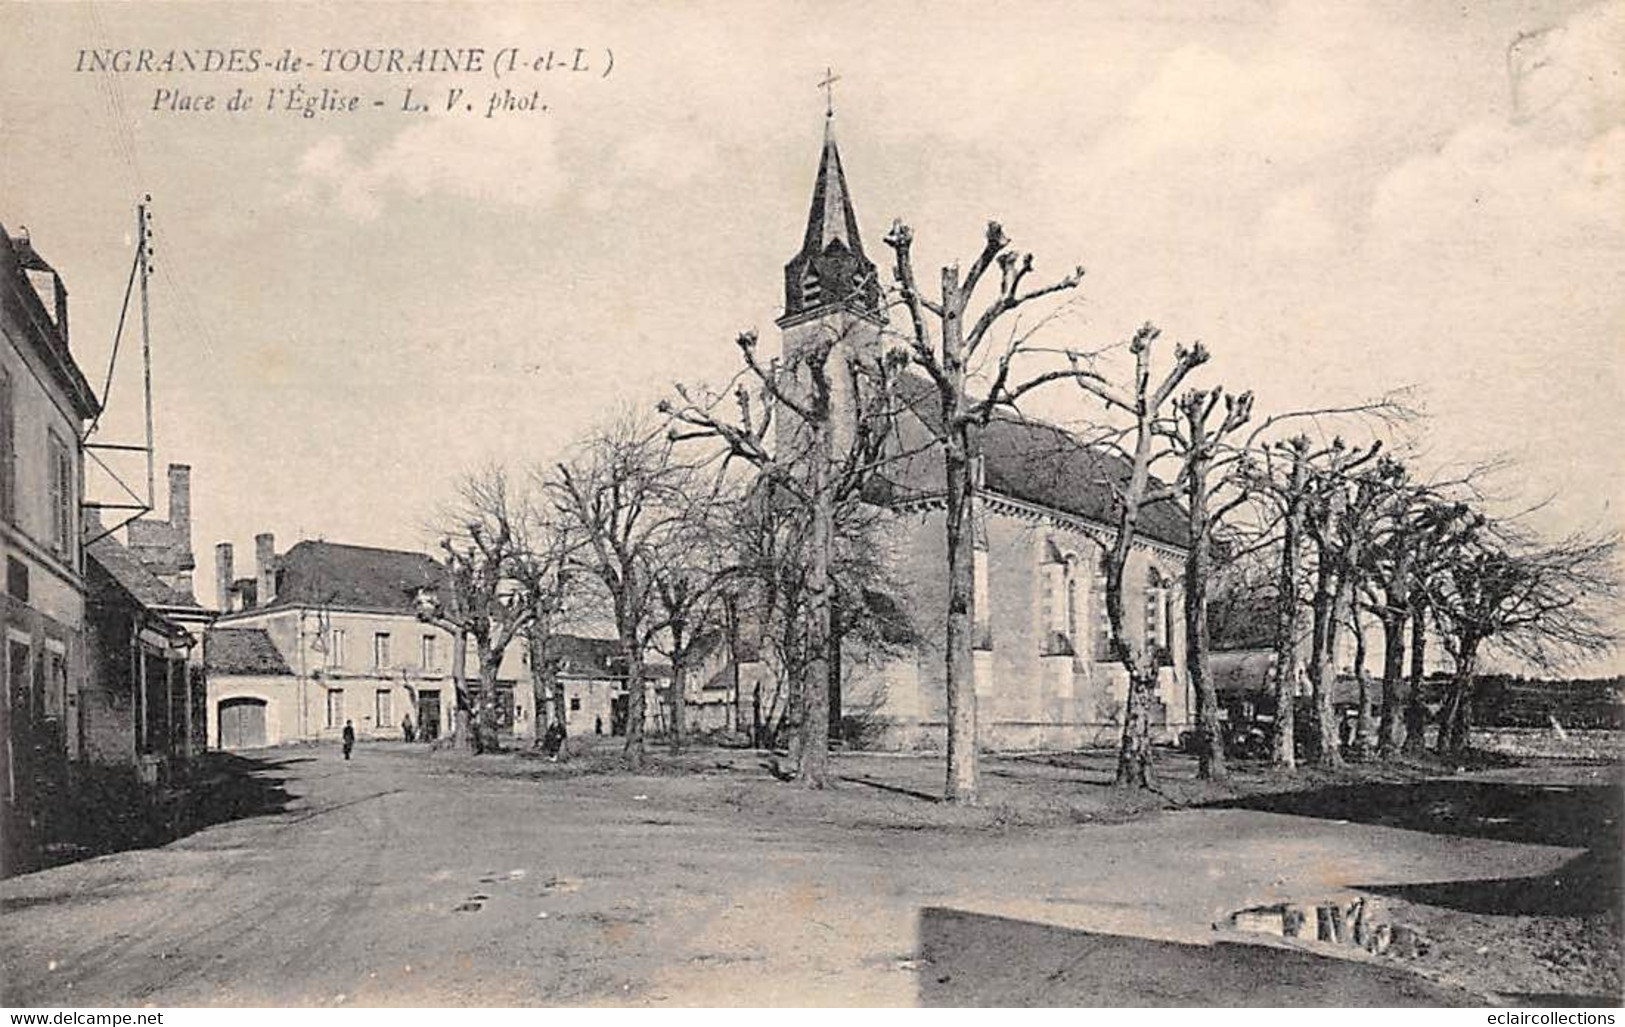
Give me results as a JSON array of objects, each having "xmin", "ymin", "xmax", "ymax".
[{"xmin": 2, "ymin": 0, "xmax": 1622, "ymax": 1010}]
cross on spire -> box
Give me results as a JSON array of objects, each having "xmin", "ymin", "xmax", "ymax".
[{"xmin": 818, "ymin": 66, "xmax": 840, "ymax": 119}]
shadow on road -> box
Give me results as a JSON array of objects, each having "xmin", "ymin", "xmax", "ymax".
[
  {"xmin": 913, "ymin": 907, "xmax": 1479, "ymax": 1006},
  {"xmin": 1199, "ymin": 777, "xmax": 1621, "ymax": 849},
  {"xmin": 21, "ymin": 751, "xmax": 297, "ymax": 879},
  {"xmin": 1200, "ymin": 777, "xmax": 1625, "ymax": 920}
]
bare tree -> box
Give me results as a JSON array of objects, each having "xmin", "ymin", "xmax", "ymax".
[
  {"xmin": 1431, "ymin": 527, "xmax": 1619, "ymax": 756},
  {"xmin": 1065, "ymin": 325, "xmax": 1208, "ymax": 789},
  {"xmin": 418, "ymin": 469, "xmax": 532, "ymax": 753},
  {"xmin": 882, "ymin": 219, "xmax": 1085, "ymax": 804},
  {"xmin": 1302, "ymin": 442, "xmax": 1387, "ymax": 768},
  {"xmin": 548, "ymin": 414, "xmax": 693, "ymax": 771},
  {"xmin": 647, "ymin": 481, "xmax": 741, "ymax": 755},
  {"xmin": 1163, "ymin": 386, "xmax": 1254, "ymax": 781},
  {"xmin": 509, "ymin": 507, "xmax": 580, "ymax": 757},
  {"xmin": 663, "ymin": 322, "xmax": 895, "ymax": 786}
]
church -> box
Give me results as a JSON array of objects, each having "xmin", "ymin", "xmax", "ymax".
[{"xmin": 746, "ymin": 113, "xmax": 1195, "ymax": 752}]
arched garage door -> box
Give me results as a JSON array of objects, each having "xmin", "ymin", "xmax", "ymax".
[{"xmin": 218, "ymin": 698, "xmax": 268, "ymax": 750}]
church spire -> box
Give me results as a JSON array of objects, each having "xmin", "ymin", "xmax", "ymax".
[{"xmin": 779, "ymin": 93, "xmax": 883, "ymax": 326}]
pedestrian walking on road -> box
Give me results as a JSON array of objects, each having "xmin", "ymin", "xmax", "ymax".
[
  {"xmin": 402, "ymin": 713, "xmax": 415, "ymax": 743},
  {"xmin": 342, "ymin": 719, "xmax": 356, "ymax": 760}
]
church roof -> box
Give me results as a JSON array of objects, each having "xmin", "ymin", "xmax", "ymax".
[
  {"xmin": 780, "ymin": 119, "xmax": 883, "ymax": 324},
  {"xmin": 871, "ymin": 372, "xmax": 1191, "ymax": 550}
]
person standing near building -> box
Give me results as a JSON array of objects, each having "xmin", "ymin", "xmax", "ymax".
[
  {"xmin": 401, "ymin": 713, "xmax": 415, "ymax": 743},
  {"xmin": 342, "ymin": 720, "xmax": 356, "ymax": 760}
]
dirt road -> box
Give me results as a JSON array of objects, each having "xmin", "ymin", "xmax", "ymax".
[{"xmin": 0, "ymin": 744, "xmax": 1597, "ymax": 1006}]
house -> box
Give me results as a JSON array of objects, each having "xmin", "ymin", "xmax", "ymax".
[
  {"xmin": 741, "ymin": 116, "xmax": 1194, "ymax": 751},
  {"xmin": 81, "ymin": 534, "xmax": 199, "ymax": 782},
  {"xmin": 206, "ymin": 536, "xmax": 490, "ymax": 748},
  {"xmin": 1, "ymin": 224, "xmax": 101, "ymax": 874}
]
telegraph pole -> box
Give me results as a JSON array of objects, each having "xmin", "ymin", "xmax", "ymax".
[{"xmin": 137, "ymin": 197, "xmax": 156, "ymax": 506}]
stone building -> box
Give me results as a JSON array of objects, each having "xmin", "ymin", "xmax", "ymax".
[
  {"xmin": 203, "ymin": 534, "xmax": 669, "ymax": 750},
  {"xmin": 81, "ymin": 535, "xmax": 199, "ymax": 780},
  {"xmin": 206, "ymin": 537, "xmax": 484, "ymax": 748},
  {"xmin": 1, "ymin": 224, "xmax": 99, "ymax": 873},
  {"xmin": 745, "ymin": 119, "xmax": 1194, "ymax": 751}
]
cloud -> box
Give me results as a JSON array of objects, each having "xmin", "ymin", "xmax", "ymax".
[
  {"xmin": 1368, "ymin": 0, "xmax": 1625, "ymax": 261},
  {"xmin": 291, "ymin": 109, "xmax": 565, "ymax": 220}
]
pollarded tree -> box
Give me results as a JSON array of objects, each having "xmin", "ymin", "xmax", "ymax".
[
  {"xmin": 1301, "ymin": 444, "xmax": 1388, "ymax": 768},
  {"xmin": 1163, "ymin": 386, "xmax": 1255, "ymax": 781},
  {"xmin": 882, "ymin": 220, "xmax": 1086, "ymax": 804},
  {"xmin": 1066, "ymin": 324, "xmax": 1209, "ymax": 789},
  {"xmin": 1430, "ymin": 527, "xmax": 1619, "ymax": 756}
]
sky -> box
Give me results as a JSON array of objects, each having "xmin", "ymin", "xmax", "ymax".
[{"xmin": 3, "ymin": 1, "xmax": 1622, "ymax": 668}]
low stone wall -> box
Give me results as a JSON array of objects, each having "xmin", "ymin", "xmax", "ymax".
[
  {"xmin": 872, "ymin": 719, "xmax": 1190, "ymax": 753},
  {"xmin": 1470, "ymin": 727, "xmax": 1625, "ymax": 761}
]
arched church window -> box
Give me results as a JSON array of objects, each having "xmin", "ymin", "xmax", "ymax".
[
  {"xmin": 1038, "ymin": 540, "xmax": 1071, "ymax": 656},
  {"xmin": 1145, "ymin": 568, "xmax": 1171, "ymax": 659}
]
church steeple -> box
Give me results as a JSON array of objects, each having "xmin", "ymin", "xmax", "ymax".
[{"xmin": 779, "ymin": 114, "xmax": 883, "ymax": 326}]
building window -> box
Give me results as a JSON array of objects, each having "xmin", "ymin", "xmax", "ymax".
[
  {"xmin": 375, "ymin": 688, "xmax": 391, "ymax": 726},
  {"xmin": 326, "ymin": 688, "xmax": 344, "ymax": 729},
  {"xmin": 1145, "ymin": 571, "xmax": 1169, "ymax": 648},
  {"xmin": 47, "ymin": 431, "xmax": 73, "ymax": 557},
  {"xmin": 0, "ymin": 368, "xmax": 14, "ymax": 524},
  {"xmin": 570, "ymin": 696, "xmax": 581, "ymax": 712},
  {"xmin": 972, "ymin": 547, "xmax": 992, "ymax": 650},
  {"xmin": 421, "ymin": 635, "xmax": 437, "ymax": 671},
  {"xmin": 327, "ymin": 628, "xmax": 346, "ymax": 669},
  {"xmin": 373, "ymin": 632, "xmax": 391, "ymax": 669}
]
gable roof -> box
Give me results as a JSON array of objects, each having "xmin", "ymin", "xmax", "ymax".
[
  {"xmin": 206, "ymin": 627, "xmax": 294, "ymax": 676},
  {"xmin": 87, "ymin": 534, "xmax": 202, "ymax": 611},
  {"xmin": 254, "ymin": 540, "xmax": 444, "ymax": 614},
  {"xmin": 870, "ymin": 372, "xmax": 1190, "ymax": 550},
  {"xmin": 552, "ymin": 634, "xmax": 670, "ymax": 681},
  {"xmin": 1, "ymin": 223, "xmax": 99, "ymax": 419}
]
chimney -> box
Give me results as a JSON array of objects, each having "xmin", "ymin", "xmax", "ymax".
[
  {"xmin": 167, "ymin": 464, "xmax": 191, "ymax": 540},
  {"xmin": 53, "ymin": 273, "xmax": 68, "ymax": 348},
  {"xmin": 215, "ymin": 542, "xmax": 234, "ymax": 613},
  {"xmin": 167, "ymin": 464, "xmax": 195, "ymax": 580},
  {"xmin": 255, "ymin": 532, "xmax": 277, "ymax": 606}
]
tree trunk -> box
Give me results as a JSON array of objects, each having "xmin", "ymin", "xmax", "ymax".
[
  {"xmin": 1184, "ymin": 448, "xmax": 1226, "ymax": 781},
  {"xmin": 937, "ymin": 261, "xmax": 980, "ymax": 805},
  {"xmin": 1376, "ymin": 607, "xmax": 1406, "ymax": 758},
  {"xmin": 1436, "ymin": 636, "xmax": 1478, "ymax": 758},
  {"xmin": 668, "ymin": 622, "xmax": 687, "ymax": 756},
  {"xmin": 477, "ymin": 655, "xmax": 502, "ymax": 754},
  {"xmin": 550, "ymin": 666, "xmax": 569, "ymax": 762},
  {"xmin": 828, "ymin": 615, "xmax": 843, "ymax": 743},
  {"xmin": 797, "ymin": 424, "xmax": 832, "ymax": 788},
  {"xmin": 527, "ymin": 628, "xmax": 551, "ymax": 744},
  {"xmin": 1111, "ymin": 393, "xmax": 1158, "ymax": 790},
  {"xmin": 1308, "ymin": 508, "xmax": 1345, "ymax": 769},
  {"xmin": 1351, "ymin": 607, "xmax": 1373, "ymax": 758},
  {"xmin": 1269, "ymin": 441, "xmax": 1309, "ymax": 769},
  {"xmin": 942, "ymin": 430, "xmax": 980, "ymax": 802},
  {"xmin": 451, "ymin": 629, "xmax": 475, "ymax": 753},
  {"xmin": 621, "ymin": 625, "xmax": 646, "ymax": 771},
  {"xmin": 1402, "ymin": 599, "xmax": 1430, "ymax": 755}
]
